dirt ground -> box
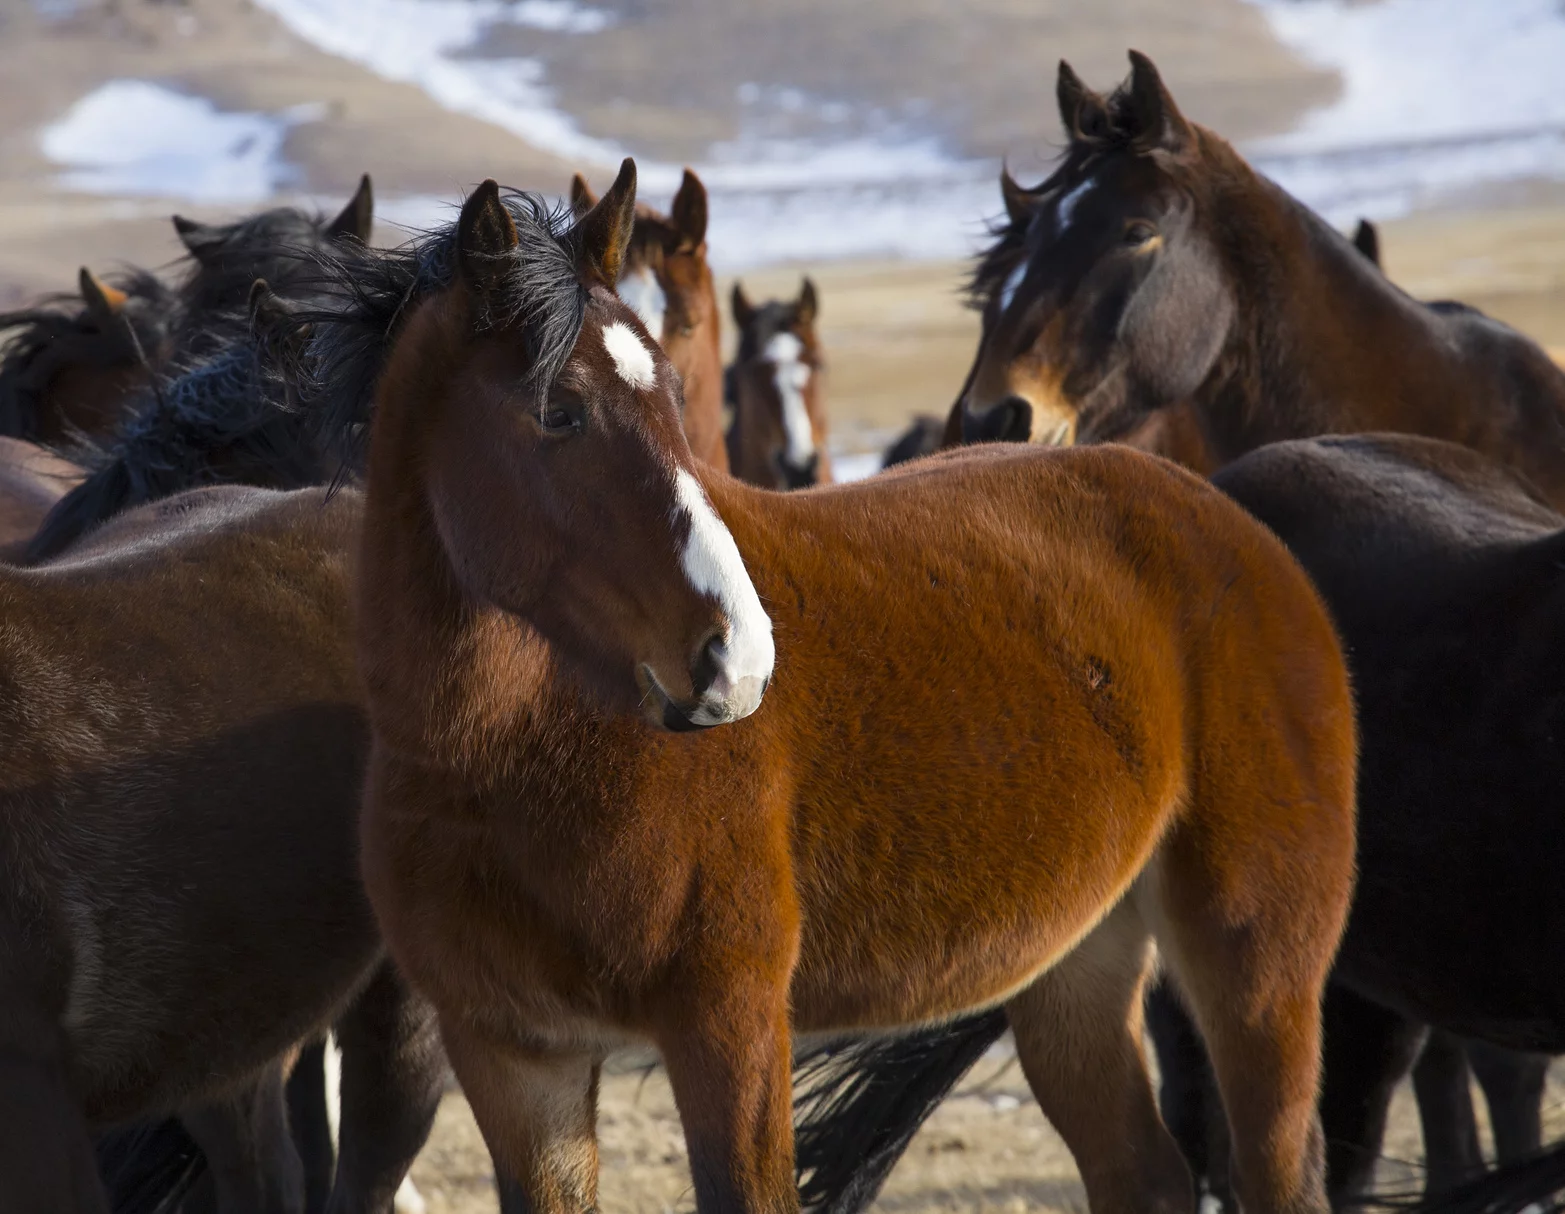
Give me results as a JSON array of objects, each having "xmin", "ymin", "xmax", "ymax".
[{"xmin": 402, "ymin": 1042, "xmax": 1565, "ymax": 1214}]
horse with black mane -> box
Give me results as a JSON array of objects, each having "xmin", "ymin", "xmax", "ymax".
[
  {"xmin": 270, "ymin": 159, "xmax": 1358, "ymax": 1214},
  {"xmin": 950, "ymin": 51, "xmax": 1565, "ymax": 508}
]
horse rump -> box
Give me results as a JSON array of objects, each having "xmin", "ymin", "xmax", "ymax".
[
  {"xmin": 792, "ymin": 1010, "xmax": 1008, "ymax": 1214},
  {"xmin": 95, "ymin": 1118, "xmax": 205, "ymax": 1214}
]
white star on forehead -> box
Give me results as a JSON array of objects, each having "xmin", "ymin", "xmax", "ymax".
[{"xmin": 602, "ymin": 320, "xmax": 656, "ymax": 390}]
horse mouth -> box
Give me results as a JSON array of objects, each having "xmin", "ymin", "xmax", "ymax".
[{"xmin": 638, "ymin": 664, "xmax": 717, "ymax": 733}]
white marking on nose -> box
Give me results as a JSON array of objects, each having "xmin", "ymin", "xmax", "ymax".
[
  {"xmin": 672, "ymin": 468, "xmax": 775, "ymax": 723},
  {"xmin": 999, "ymin": 259, "xmax": 1028, "ymax": 315},
  {"xmin": 764, "ymin": 331, "xmax": 814, "ymax": 467},
  {"xmin": 617, "ymin": 264, "xmax": 666, "ymax": 342},
  {"xmin": 602, "ymin": 321, "xmax": 657, "ymax": 390},
  {"xmin": 1055, "ymin": 178, "xmax": 1093, "ymax": 234}
]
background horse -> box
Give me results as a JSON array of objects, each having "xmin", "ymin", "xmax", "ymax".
[
  {"xmin": 0, "ymin": 483, "xmax": 445, "ymax": 1213},
  {"xmin": 571, "ymin": 168, "xmax": 729, "ymax": 470},
  {"xmin": 953, "ymin": 51, "xmax": 1565, "ymax": 508},
  {"xmin": 0, "ymin": 435, "xmax": 83, "ymax": 559},
  {"xmin": 727, "ymin": 278, "xmax": 831, "ymax": 487},
  {"xmin": 293, "ymin": 161, "xmax": 1357, "ymax": 1214}
]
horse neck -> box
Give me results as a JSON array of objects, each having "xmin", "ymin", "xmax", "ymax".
[
  {"xmin": 676, "ymin": 273, "xmax": 728, "ymax": 470},
  {"xmin": 1198, "ymin": 168, "xmax": 1469, "ymax": 459},
  {"xmin": 355, "ymin": 316, "xmax": 553, "ymax": 769}
]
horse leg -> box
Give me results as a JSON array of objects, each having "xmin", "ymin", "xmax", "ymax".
[
  {"xmin": 326, "ymin": 962, "xmax": 445, "ymax": 1214},
  {"xmin": 179, "ymin": 1060, "xmax": 305, "ymax": 1214},
  {"xmin": 1145, "ymin": 824, "xmax": 1349, "ymax": 1214},
  {"xmin": 1311, "ymin": 985, "xmax": 1426, "ymax": 1204},
  {"xmin": 1007, "ymin": 900, "xmax": 1194, "ymax": 1214},
  {"xmin": 1144, "ymin": 977, "xmax": 1232, "ymax": 1209},
  {"xmin": 657, "ymin": 990, "xmax": 796, "ymax": 1214},
  {"xmin": 0, "ymin": 1030, "xmax": 106, "ymax": 1212},
  {"xmin": 1411, "ymin": 1029, "xmax": 1483, "ymax": 1195},
  {"xmin": 287, "ymin": 1038, "xmax": 337, "ymax": 1213},
  {"xmin": 1467, "ymin": 1040, "xmax": 1550, "ymax": 1163},
  {"xmin": 438, "ymin": 1020, "xmax": 599, "ymax": 1214}
]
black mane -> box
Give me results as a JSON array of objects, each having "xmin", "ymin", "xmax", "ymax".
[
  {"xmin": 285, "ymin": 189, "xmax": 584, "ymax": 469},
  {"xmin": 0, "ymin": 269, "xmax": 173, "ymax": 438}
]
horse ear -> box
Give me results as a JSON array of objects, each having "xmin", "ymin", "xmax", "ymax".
[
  {"xmin": 572, "ymin": 157, "xmax": 637, "ymax": 287},
  {"xmin": 670, "ymin": 168, "xmax": 708, "ymax": 251},
  {"xmin": 1351, "ymin": 218, "xmax": 1381, "ymax": 268},
  {"xmin": 731, "ymin": 282, "xmax": 755, "ymax": 328},
  {"xmin": 78, "ymin": 267, "xmax": 128, "ymax": 324},
  {"xmin": 172, "ymin": 214, "xmax": 222, "ymax": 261},
  {"xmin": 325, "ymin": 173, "xmax": 374, "ymax": 244},
  {"xmin": 1000, "ymin": 163, "xmax": 1035, "ymax": 227},
  {"xmin": 457, "ymin": 179, "xmax": 519, "ymax": 300},
  {"xmin": 797, "ymin": 277, "xmax": 818, "ymax": 327},
  {"xmin": 249, "ymin": 279, "xmax": 313, "ymax": 385},
  {"xmin": 1125, "ymin": 50, "xmax": 1193, "ymax": 151},
  {"xmin": 569, "ymin": 173, "xmax": 598, "ymax": 219},
  {"xmin": 1057, "ymin": 59, "xmax": 1109, "ymax": 142}
]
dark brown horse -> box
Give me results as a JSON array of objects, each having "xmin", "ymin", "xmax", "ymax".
[
  {"xmin": 727, "ymin": 279, "xmax": 831, "ymax": 488},
  {"xmin": 0, "ymin": 268, "xmax": 173, "ymax": 444},
  {"xmin": 296, "ymin": 163, "xmax": 1357, "ymax": 1214},
  {"xmin": 571, "ymin": 169, "xmax": 729, "ymax": 470},
  {"xmin": 953, "ymin": 51, "xmax": 1565, "ymax": 507},
  {"xmin": 0, "ymin": 483, "xmax": 444, "ymax": 1213}
]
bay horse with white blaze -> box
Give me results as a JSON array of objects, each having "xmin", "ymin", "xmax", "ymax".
[
  {"xmin": 571, "ymin": 168, "xmax": 728, "ymax": 470},
  {"xmin": 954, "ymin": 51, "xmax": 1565, "ymax": 508},
  {"xmin": 727, "ymin": 279, "xmax": 831, "ymax": 488},
  {"xmin": 311, "ymin": 161, "xmax": 1357, "ymax": 1214}
]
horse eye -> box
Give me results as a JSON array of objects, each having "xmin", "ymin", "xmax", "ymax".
[
  {"xmin": 678, "ymin": 324, "xmax": 695, "ymax": 338},
  {"xmin": 539, "ymin": 400, "xmax": 582, "ymax": 435},
  {"xmin": 1124, "ymin": 221, "xmax": 1158, "ymax": 246}
]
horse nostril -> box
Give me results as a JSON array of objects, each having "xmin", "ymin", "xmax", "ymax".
[
  {"xmin": 689, "ymin": 632, "xmax": 725, "ymax": 700},
  {"xmin": 963, "ymin": 397, "xmax": 1032, "ymax": 445},
  {"xmin": 781, "ymin": 454, "xmax": 819, "ymax": 489}
]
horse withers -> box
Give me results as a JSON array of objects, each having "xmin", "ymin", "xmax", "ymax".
[
  {"xmin": 727, "ymin": 278, "xmax": 831, "ymax": 488},
  {"xmin": 296, "ymin": 161, "xmax": 1357, "ymax": 1214}
]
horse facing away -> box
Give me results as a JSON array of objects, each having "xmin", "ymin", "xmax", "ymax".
[
  {"xmin": 0, "ymin": 483, "xmax": 446, "ymax": 1213},
  {"xmin": 571, "ymin": 168, "xmax": 729, "ymax": 470},
  {"xmin": 953, "ymin": 51, "xmax": 1565, "ymax": 508},
  {"xmin": 727, "ymin": 278, "xmax": 831, "ymax": 488},
  {"xmin": 297, "ymin": 160, "xmax": 1358, "ymax": 1214}
]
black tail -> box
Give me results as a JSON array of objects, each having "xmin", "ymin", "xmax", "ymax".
[
  {"xmin": 792, "ymin": 1010, "xmax": 1008, "ymax": 1214},
  {"xmin": 1388, "ymin": 1142, "xmax": 1565, "ymax": 1214},
  {"xmin": 95, "ymin": 1118, "xmax": 206, "ymax": 1214}
]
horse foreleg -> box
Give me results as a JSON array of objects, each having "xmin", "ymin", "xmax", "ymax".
[
  {"xmin": 327, "ymin": 962, "xmax": 445, "ymax": 1214},
  {"xmin": 179, "ymin": 1060, "xmax": 304, "ymax": 1214},
  {"xmin": 1008, "ymin": 899, "xmax": 1194, "ymax": 1214},
  {"xmin": 0, "ymin": 1031, "xmax": 106, "ymax": 1212},
  {"xmin": 439, "ymin": 1019, "xmax": 600, "ymax": 1214},
  {"xmin": 658, "ymin": 990, "xmax": 796, "ymax": 1214},
  {"xmin": 1467, "ymin": 1039, "xmax": 1550, "ymax": 1164},
  {"xmin": 1412, "ymin": 1029, "xmax": 1483, "ymax": 1194}
]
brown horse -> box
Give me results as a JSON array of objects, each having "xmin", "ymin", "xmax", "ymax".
[
  {"xmin": 571, "ymin": 169, "xmax": 729, "ymax": 470},
  {"xmin": 727, "ymin": 279, "xmax": 831, "ymax": 488},
  {"xmin": 0, "ymin": 268, "xmax": 173, "ymax": 444},
  {"xmin": 0, "ymin": 436, "xmax": 83, "ymax": 559},
  {"xmin": 299, "ymin": 163, "xmax": 1358, "ymax": 1214},
  {"xmin": 953, "ymin": 51, "xmax": 1565, "ymax": 507},
  {"xmin": 0, "ymin": 483, "xmax": 444, "ymax": 1213}
]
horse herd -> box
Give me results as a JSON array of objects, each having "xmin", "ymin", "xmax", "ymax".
[{"xmin": 3, "ymin": 48, "xmax": 1565, "ymax": 1214}]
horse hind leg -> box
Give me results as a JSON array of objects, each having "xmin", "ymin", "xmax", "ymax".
[
  {"xmin": 1141, "ymin": 793, "xmax": 1352, "ymax": 1214},
  {"xmin": 179, "ymin": 1059, "xmax": 305, "ymax": 1214},
  {"xmin": 1006, "ymin": 897, "xmax": 1195, "ymax": 1214},
  {"xmin": 327, "ymin": 961, "xmax": 446, "ymax": 1214},
  {"xmin": 1467, "ymin": 1040, "xmax": 1550, "ymax": 1164},
  {"xmin": 1412, "ymin": 1028, "xmax": 1483, "ymax": 1195}
]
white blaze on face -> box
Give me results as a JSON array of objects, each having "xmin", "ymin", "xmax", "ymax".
[
  {"xmin": 672, "ymin": 468, "xmax": 775, "ymax": 724},
  {"xmin": 602, "ymin": 320, "xmax": 657, "ymax": 391},
  {"xmin": 763, "ymin": 331, "xmax": 814, "ymax": 468},
  {"xmin": 1054, "ymin": 178, "xmax": 1094, "ymax": 234},
  {"xmin": 999, "ymin": 258, "xmax": 1029, "ymax": 316},
  {"xmin": 616, "ymin": 264, "xmax": 666, "ymax": 342}
]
